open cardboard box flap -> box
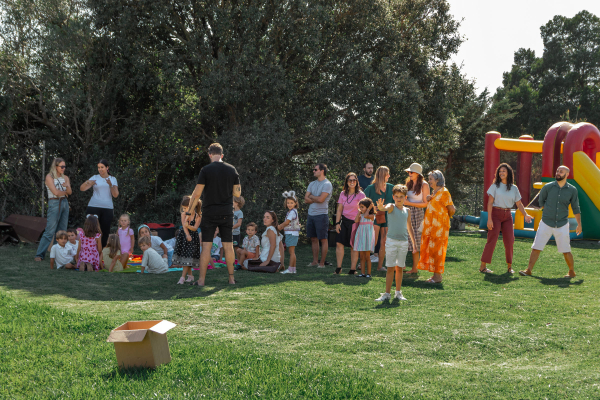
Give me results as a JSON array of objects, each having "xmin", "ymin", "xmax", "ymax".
[{"xmin": 107, "ymin": 320, "xmax": 177, "ymax": 343}]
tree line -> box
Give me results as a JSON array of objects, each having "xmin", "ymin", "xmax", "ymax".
[{"xmin": 1, "ymin": 1, "xmax": 598, "ymax": 228}]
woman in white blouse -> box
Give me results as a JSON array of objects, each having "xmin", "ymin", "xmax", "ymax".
[
  {"xmin": 35, "ymin": 158, "xmax": 72, "ymax": 261},
  {"xmin": 480, "ymin": 163, "xmax": 532, "ymax": 274},
  {"xmin": 259, "ymin": 211, "xmax": 284, "ymax": 266},
  {"xmin": 80, "ymin": 159, "xmax": 119, "ymax": 247}
]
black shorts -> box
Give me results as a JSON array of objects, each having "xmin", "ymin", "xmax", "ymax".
[
  {"xmin": 201, "ymin": 214, "xmax": 234, "ymax": 243},
  {"xmin": 335, "ymin": 216, "xmax": 354, "ymax": 247}
]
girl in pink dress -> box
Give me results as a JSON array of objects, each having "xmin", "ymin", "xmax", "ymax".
[
  {"xmin": 77, "ymin": 215, "xmax": 102, "ymax": 271},
  {"xmin": 117, "ymin": 214, "xmax": 134, "ymax": 269}
]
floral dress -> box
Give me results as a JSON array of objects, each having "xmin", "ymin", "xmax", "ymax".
[
  {"xmin": 78, "ymin": 231, "xmax": 101, "ymax": 271},
  {"xmin": 417, "ymin": 187, "xmax": 454, "ymax": 274}
]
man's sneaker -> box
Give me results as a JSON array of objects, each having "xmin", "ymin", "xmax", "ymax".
[
  {"xmin": 375, "ymin": 293, "xmax": 391, "ymax": 301},
  {"xmin": 356, "ymin": 274, "xmax": 367, "ymax": 278},
  {"xmin": 394, "ymin": 291, "xmax": 407, "ymax": 301},
  {"xmin": 370, "ymin": 254, "xmax": 379, "ymax": 262},
  {"xmin": 281, "ymin": 269, "xmax": 292, "ymax": 274}
]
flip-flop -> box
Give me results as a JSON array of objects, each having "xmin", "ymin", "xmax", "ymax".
[
  {"xmin": 425, "ymin": 278, "xmax": 441, "ymax": 284},
  {"xmin": 518, "ymin": 270, "xmax": 532, "ymax": 276}
]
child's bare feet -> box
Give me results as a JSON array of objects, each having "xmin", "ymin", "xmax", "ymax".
[{"xmin": 564, "ymin": 271, "xmax": 576, "ymax": 278}]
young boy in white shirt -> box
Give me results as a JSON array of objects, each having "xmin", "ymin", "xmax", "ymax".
[
  {"xmin": 50, "ymin": 230, "xmax": 77, "ymax": 269},
  {"xmin": 66, "ymin": 228, "xmax": 79, "ymax": 264},
  {"xmin": 138, "ymin": 236, "xmax": 169, "ymax": 274}
]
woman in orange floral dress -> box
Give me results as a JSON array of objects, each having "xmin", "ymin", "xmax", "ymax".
[{"xmin": 418, "ymin": 170, "xmax": 455, "ymax": 283}]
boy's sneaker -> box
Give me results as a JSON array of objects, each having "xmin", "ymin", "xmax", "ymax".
[
  {"xmin": 394, "ymin": 291, "xmax": 407, "ymax": 301},
  {"xmin": 375, "ymin": 293, "xmax": 391, "ymax": 301}
]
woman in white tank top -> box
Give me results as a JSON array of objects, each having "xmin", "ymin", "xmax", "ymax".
[
  {"xmin": 403, "ymin": 163, "xmax": 430, "ymax": 274},
  {"xmin": 35, "ymin": 158, "xmax": 72, "ymax": 261}
]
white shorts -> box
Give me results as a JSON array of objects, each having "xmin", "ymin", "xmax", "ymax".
[
  {"xmin": 532, "ymin": 220, "xmax": 571, "ymax": 253},
  {"xmin": 385, "ymin": 238, "xmax": 409, "ymax": 268}
]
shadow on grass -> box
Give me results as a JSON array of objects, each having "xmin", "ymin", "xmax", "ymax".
[
  {"xmin": 374, "ymin": 298, "xmax": 402, "ymax": 309},
  {"xmin": 532, "ymin": 276, "xmax": 584, "ymax": 288},
  {"xmin": 484, "ymin": 272, "xmax": 520, "ymax": 285},
  {"xmin": 400, "ymin": 274, "xmax": 445, "ymax": 290},
  {"xmin": 103, "ymin": 367, "xmax": 157, "ymax": 381}
]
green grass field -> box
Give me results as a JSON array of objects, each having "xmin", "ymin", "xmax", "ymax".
[{"xmin": 1, "ymin": 231, "xmax": 599, "ymax": 399}]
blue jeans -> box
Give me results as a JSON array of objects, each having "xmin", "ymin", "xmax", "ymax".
[
  {"xmin": 36, "ymin": 198, "xmax": 69, "ymax": 259},
  {"xmin": 167, "ymin": 249, "xmax": 174, "ymax": 267}
]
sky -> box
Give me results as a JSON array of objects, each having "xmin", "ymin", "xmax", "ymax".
[{"xmin": 447, "ymin": 0, "xmax": 600, "ymax": 95}]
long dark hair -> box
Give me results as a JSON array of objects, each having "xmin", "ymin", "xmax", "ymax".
[
  {"xmin": 98, "ymin": 159, "xmax": 111, "ymax": 176},
  {"xmin": 265, "ymin": 210, "xmax": 279, "ymax": 232},
  {"xmin": 494, "ymin": 163, "xmax": 514, "ymax": 191},
  {"xmin": 358, "ymin": 198, "xmax": 374, "ymax": 216},
  {"xmin": 83, "ymin": 215, "xmax": 101, "ymax": 238},
  {"xmin": 405, "ymin": 174, "xmax": 424, "ymax": 196},
  {"xmin": 342, "ymin": 172, "xmax": 362, "ymax": 196}
]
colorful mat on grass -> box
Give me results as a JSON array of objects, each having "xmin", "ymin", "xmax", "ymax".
[{"xmin": 109, "ymin": 255, "xmax": 233, "ymax": 273}]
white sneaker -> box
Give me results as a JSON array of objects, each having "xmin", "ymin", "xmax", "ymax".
[
  {"xmin": 375, "ymin": 293, "xmax": 391, "ymax": 301},
  {"xmin": 370, "ymin": 254, "xmax": 379, "ymax": 262},
  {"xmin": 394, "ymin": 291, "xmax": 407, "ymax": 301},
  {"xmin": 281, "ymin": 269, "xmax": 292, "ymax": 274}
]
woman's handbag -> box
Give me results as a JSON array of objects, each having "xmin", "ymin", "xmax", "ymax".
[
  {"xmin": 375, "ymin": 210, "xmax": 386, "ymax": 224},
  {"xmin": 247, "ymin": 259, "xmax": 282, "ymax": 273}
]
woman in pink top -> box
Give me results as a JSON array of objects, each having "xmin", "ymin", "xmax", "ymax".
[
  {"xmin": 334, "ymin": 172, "xmax": 366, "ymax": 275},
  {"xmin": 117, "ymin": 214, "xmax": 134, "ymax": 269}
]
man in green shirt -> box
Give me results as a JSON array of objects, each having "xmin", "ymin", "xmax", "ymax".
[{"xmin": 520, "ymin": 166, "xmax": 582, "ymax": 278}]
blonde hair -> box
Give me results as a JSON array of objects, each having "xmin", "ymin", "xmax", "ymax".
[
  {"xmin": 138, "ymin": 236, "xmax": 151, "ymax": 246},
  {"xmin": 119, "ymin": 214, "xmax": 130, "ymax": 227},
  {"xmin": 55, "ymin": 230, "xmax": 68, "ymax": 240},
  {"xmin": 49, "ymin": 158, "xmax": 65, "ymax": 179},
  {"xmin": 234, "ymin": 196, "xmax": 245, "ymax": 208},
  {"xmin": 106, "ymin": 234, "xmax": 121, "ymax": 259},
  {"xmin": 371, "ymin": 166, "xmax": 390, "ymax": 194}
]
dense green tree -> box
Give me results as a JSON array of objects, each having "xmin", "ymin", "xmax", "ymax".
[
  {"xmin": 1, "ymin": 0, "xmax": 508, "ymax": 227},
  {"xmin": 494, "ymin": 10, "xmax": 600, "ymax": 139}
]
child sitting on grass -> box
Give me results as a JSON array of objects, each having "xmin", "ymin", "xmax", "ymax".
[
  {"xmin": 66, "ymin": 228, "xmax": 79, "ymax": 260},
  {"xmin": 375, "ymin": 185, "xmax": 416, "ymax": 302},
  {"xmin": 232, "ymin": 196, "xmax": 245, "ymax": 248},
  {"xmin": 138, "ymin": 224, "xmax": 173, "ymax": 267},
  {"xmin": 102, "ymin": 234, "xmax": 124, "ymax": 272},
  {"xmin": 139, "ymin": 236, "xmax": 169, "ymax": 274},
  {"xmin": 77, "ymin": 215, "xmax": 102, "ymax": 272},
  {"xmin": 236, "ymin": 222, "xmax": 260, "ymax": 270},
  {"xmin": 50, "ymin": 230, "xmax": 77, "ymax": 269}
]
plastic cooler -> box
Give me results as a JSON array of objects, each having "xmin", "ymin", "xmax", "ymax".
[{"xmin": 146, "ymin": 223, "xmax": 176, "ymax": 241}]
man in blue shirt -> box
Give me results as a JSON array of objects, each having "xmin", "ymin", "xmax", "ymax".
[{"xmin": 520, "ymin": 166, "xmax": 582, "ymax": 278}]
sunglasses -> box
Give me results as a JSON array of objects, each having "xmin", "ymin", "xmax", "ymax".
[
  {"xmin": 86, "ymin": 214, "xmax": 99, "ymax": 218},
  {"xmin": 348, "ymin": 179, "xmax": 357, "ymax": 182},
  {"xmin": 313, "ymin": 169, "xmax": 319, "ymax": 172},
  {"xmin": 58, "ymin": 165, "xmax": 66, "ymax": 169}
]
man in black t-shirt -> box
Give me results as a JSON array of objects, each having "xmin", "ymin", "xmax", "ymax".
[{"xmin": 188, "ymin": 143, "xmax": 241, "ymax": 286}]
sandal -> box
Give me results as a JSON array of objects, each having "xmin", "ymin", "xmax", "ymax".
[
  {"xmin": 348, "ymin": 269, "xmax": 356, "ymax": 275},
  {"xmin": 518, "ymin": 270, "xmax": 532, "ymax": 276},
  {"xmin": 334, "ymin": 268, "xmax": 342, "ymax": 275},
  {"xmin": 479, "ymin": 267, "xmax": 493, "ymax": 274},
  {"xmin": 425, "ymin": 277, "xmax": 441, "ymax": 284}
]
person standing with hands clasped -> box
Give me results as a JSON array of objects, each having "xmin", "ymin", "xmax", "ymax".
[
  {"xmin": 520, "ymin": 166, "xmax": 582, "ymax": 278},
  {"xmin": 375, "ymin": 185, "xmax": 416, "ymax": 301},
  {"xmin": 305, "ymin": 164, "xmax": 333, "ymax": 268},
  {"xmin": 80, "ymin": 159, "xmax": 118, "ymax": 248},
  {"xmin": 480, "ymin": 163, "xmax": 533, "ymax": 274}
]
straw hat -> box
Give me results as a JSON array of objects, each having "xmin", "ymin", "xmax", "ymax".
[{"xmin": 404, "ymin": 163, "xmax": 423, "ymax": 176}]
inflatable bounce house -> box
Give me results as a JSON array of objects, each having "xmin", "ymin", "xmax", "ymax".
[{"xmin": 465, "ymin": 122, "xmax": 600, "ymax": 240}]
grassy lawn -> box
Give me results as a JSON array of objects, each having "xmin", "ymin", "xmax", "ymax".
[{"xmin": 1, "ymin": 231, "xmax": 599, "ymax": 399}]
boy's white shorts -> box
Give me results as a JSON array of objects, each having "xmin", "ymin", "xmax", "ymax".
[{"xmin": 385, "ymin": 238, "xmax": 409, "ymax": 268}]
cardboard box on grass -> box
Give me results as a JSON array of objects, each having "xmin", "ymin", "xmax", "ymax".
[{"xmin": 107, "ymin": 320, "xmax": 176, "ymax": 369}]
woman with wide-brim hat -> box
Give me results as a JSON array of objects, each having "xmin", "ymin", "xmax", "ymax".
[{"xmin": 403, "ymin": 163, "xmax": 430, "ymax": 274}]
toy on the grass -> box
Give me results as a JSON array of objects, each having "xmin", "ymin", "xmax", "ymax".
[{"xmin": 466, "ymin": 122, "xmax": 600, "ymax": 240}]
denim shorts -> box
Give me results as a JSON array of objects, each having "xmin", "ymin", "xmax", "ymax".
[
  {"xmin": 306, "ymin": 214, "xmax": 329, "ymax": 240},
  {"xmin": 285, "ymin": 234, "xmax": 299, "ymax": 247}
]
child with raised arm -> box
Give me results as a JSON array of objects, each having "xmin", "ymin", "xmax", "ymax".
[
  {"xmin": 50, "ymin": 230, "xmax": 77, "ymax": 270},
  {"xmin": 173, "ymin": 196, "xmax": 202, "ymax": 284},
  {"xmin": 117, "ymin": 214, "xmax": 134, "ymax": 269},
  {"xmin": 139, "ymin": 236, "xmax": 169, "ymax": 274},
  {"xmin": 236, "ymin": 222, "xmax": 260, "ymax": 270},
  {"xmin": 232, "ymin": 196, "xmax": 245, "ymax": 248},
  {"xmin": 375, "ymin": 185, "xmax": 416, "ymax": 301},
  {"xmin": 278, "ymin": 191, "xmax": 300, "ymax": 274},
  {"xmin": 353, "ymin": 198, "xmax": 376, "ymax": 277},
  {"xmin": 77, "ymin": 215, "xmax": 102, "ymax": 271}
]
